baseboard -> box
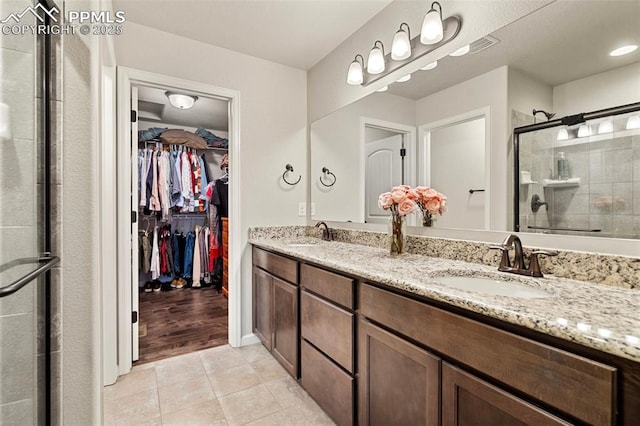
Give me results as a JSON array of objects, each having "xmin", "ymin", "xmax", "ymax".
[{"xmin": 241, "ymin": 333, "xmax": 260, "ymax": 347}]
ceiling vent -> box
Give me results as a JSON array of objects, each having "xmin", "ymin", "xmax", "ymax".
[{"xmin": 470, "ymin": 35, "xmax": 500, "ymax": 55}]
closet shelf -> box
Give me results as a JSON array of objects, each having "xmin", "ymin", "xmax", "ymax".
[{"xmin": 542, "ymin": 177, "xmax": 581, "ymax": 188}]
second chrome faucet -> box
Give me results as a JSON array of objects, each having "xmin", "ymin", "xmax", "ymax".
[{"xmin": 490, "ymin": 234, "xmax": 557, "ymax": 278}]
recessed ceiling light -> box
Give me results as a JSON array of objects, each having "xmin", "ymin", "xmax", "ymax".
[
  {"xmin": 396, "ymin": 74, "xmax": 411, "ymax": 83},
  {"xmin": 376, "ymin": 85, "xmax": 388, "ymax": 92},
  {"xmin": 420, "ymin": 60, "xmax": 438, "ymax": 71},
  {"xmin": 449, "ymin": 44, "xmax": 470, "ymax": 57},
  {"xmin": 610, "ymin": 45, "xmax": 638, "ymax": 57}
]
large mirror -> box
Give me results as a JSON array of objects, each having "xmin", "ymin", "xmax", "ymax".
[{"xmin": 311, "ymin": 0, "xmax": 640, "ymax": 238}]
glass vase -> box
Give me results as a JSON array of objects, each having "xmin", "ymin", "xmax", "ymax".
[
  {"xmin": 388, "ymin": 212, "xmax": 406, "ymax": 255},
  {"xmin": 422, "ymin": 211, "xmax": 433, "ymax": 227}
]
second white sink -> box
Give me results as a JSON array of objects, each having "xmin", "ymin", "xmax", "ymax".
[{"xmin": 432, "ymin": 276, "xmax": 552, "ymax": 299}]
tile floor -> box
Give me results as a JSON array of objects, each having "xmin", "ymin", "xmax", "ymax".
[{"xmin": 103, "ymin": 343, "xmax": 335, "ymax": 425}]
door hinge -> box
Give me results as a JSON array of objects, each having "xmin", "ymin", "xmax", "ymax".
[
  {"xmin": 131, "ymin": 211, "xmax": 137, "ymax": 223},
  {"xmin": 400, "ymin": 148, "xmax": 406, "ymax": 157},
  {"xmin": 131, "ymin": 110, "xmax": 137, "ymax": 123},
  {"xmin": 132, "ymin": 311, "xmax": 138, "ymax": 323}
]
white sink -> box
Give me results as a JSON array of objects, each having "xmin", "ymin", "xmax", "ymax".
[
  {"xmin": 286, "ymin": 243, "xmax": 318, "ymax": 247},
  {"xmin": 432, "ymin": 276, "xmax": 552, "ymax": 299}
]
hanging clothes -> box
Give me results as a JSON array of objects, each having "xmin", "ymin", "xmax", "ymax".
[
  {"xmin": 150, "ymin": 226, "xmax": 160, "ymax": 280},
  {"xmin": 192, "ymin": 226, "xmax": 202, "ymax": 287}
]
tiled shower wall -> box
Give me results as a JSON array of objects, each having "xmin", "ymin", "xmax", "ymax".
[{"xmin": 517, "ymin": 110, "xmax": 640, "ymax": 239}]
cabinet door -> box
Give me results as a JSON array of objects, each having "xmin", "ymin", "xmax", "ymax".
[
  {"xmin": 252, "ymin": 266, "xmax": 272, "ymax": 351},
  {"xmin": 442, "ymin": 363, "xmax": 571, "ymax": 426},
  {"xmin": 359, "ymin": 319, "xmax": 440, "ymax": 425},
  {"xmin": 272, "ymin": 276, "xmax": 299, "ymax": 378}
]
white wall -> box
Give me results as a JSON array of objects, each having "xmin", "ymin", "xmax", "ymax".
[
  {"xmin": 416, "ymin": 66, "xmax": 509, "ymax": 230},
  {"xmin": 115, "ymin": 22, "xmax": 307, "ymax": 341},
  {"xmin": 553, "ymin": 62, "xmax": 640, "ymax": 116},
  {"xmin": 508, "ymin": 68, "xmax": 553, "ymax": 116},
  {"xmin": 307, "ymin": 0, "xmax": 552, "ymax": 122},
  {"xmin": 311, "ymin": 92, "xmax": 415, "ymax": 222}
]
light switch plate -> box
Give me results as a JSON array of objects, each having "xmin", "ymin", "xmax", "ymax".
[{"xmin": 298, "ymin": 202, "xmax": 306, "ymax": 216}]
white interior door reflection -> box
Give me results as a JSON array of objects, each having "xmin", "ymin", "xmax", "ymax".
[
  {"xmin": 419, "ymin": 115, "xmax": 487, "ymax": 229},
  {"xmin": 365, "ymin": 134, "xmax": 403, "ymax": 224}
]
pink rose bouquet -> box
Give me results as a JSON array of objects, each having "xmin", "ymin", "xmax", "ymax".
[
  {"xmin": 413, "ymin": 186, "xmax": 447, "ymax": 226},
  {"xmin": 378, "ymin": 185, "xmax": 418, "ymax": 217}
]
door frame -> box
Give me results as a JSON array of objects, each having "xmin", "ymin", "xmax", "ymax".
[
  {"xmin": 114, "ymin": 67, "xmax": 241, "ymax": 377},
  {"xmin": 417, "ymin": 107, "xmax": 491, "ymax": 230},
  {"xmin": 359, "ymin": 118, "xmax": 416, "ymax": 224}
]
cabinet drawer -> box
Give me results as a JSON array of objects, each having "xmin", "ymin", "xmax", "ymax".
[
  {"xmin": 301, "ymin": 340, "xmax": 353, "ymax": 426},
  {"xmin": 360, "ymin": 283, "xmax": 617, "ymax": 425},
  {"xmin": 253, "ymin": 247, "xmax": 297, "ymax": 284},
  {"xmin": 300, "ymin": 263, "xmax": 354, "ymax": 308},
  {"xmin": 301, "ymin": 290, "xmax": 354, "ymax": 372}
]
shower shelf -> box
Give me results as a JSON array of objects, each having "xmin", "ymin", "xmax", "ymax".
[{"xmin": 542, "ymin": 177, "xmax": 581, "ymax": 188}]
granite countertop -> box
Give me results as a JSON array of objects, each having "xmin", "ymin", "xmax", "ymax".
[{"xmin": 249, "ymin": 237, "xmax": 640, "ymax": 363}]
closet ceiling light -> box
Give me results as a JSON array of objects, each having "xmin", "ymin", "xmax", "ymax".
[
  {"xmin": 420, "ymin": 60, "xmax": 438, "ymax": 71},
  {"xmin": 609, "ymin": 44, "xmax": 638, "ymax": 57},
  {"xmin": 367, "ymin": 40, "xmax": 386, "ymax": 75},
  {"xmin": 449, "ymin": 44, "xmax": 470, "ymax": 56},
  {"xmin": 376, "ymin": 85, "xmax": 388, "ymax": 92},
  {"xmin": 391, "ymin": 23, "xmax": 412, "ymax": 61},
  {"xmin": 626, "ymin": 115, "xmax": 640, "ymax": 130},
  {"xmin": 396, "ymin": 74, "xmax": 412, "ymax": 83},
  {"xmin": 347, "ymin": 54, "xmax": 364, "ymax": 85},
  {"xmin": 420, "ymin": 1, "xmax": 443, "ymax": 45},
  {"xmin": 556, "ymin": 128, "xmax": 569, "ymax": 141},
  {"xmin": 166, "ymin": 92, "xmax": 198, "ymax": 110},
  {"xmin": 597, "ymin": 120, "xmax": 613, "ymax": 134}
]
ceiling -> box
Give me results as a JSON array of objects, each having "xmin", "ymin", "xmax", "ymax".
[
  {"xmin": 137, "ymin": 86, "xmax": 229, "ymax": 130},
  {"xmin": 386, "ymin": 0, "xmax": 640, "ymax": 99},
  {"xmin": 113, "ymin": 0, "xmax": 394, "ymax": 70}
]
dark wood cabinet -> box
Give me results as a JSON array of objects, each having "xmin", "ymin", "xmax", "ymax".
[
  {"xmin": 252, "ymin": 247, "xmax": 299, "ymax": 378},
  {"xmin": 272, "ymin": 276, "xmax": 298, "ymax": 377},
  {"xmin": 442, "ymin": 363, "xmax": 571, "ymax": 426},
  {"xmin": 252, "ymin": 266, "xmax": 272, "ymax": 351},
  {"xmin": 359, "ymin": 319, "xmax": 441, "ymax": 426}
]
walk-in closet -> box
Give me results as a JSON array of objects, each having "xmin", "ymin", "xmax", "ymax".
[{"xmin": 133, "ymin": 86, "xmax": 231, "ymax": 364}]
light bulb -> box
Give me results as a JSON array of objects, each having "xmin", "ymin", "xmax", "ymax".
[
  {"xmin": 626, "ymin": 115, "xmax": 640, "ymax": 130},
  {"xmin": 396, "ymin": 74, "xmax": 411, "ymax": 83},
  {"xmin": 556, "ymin": 128, "xmax": 568, "ymax": 141},
  {"xmin": 420, "ymin": 2, "xmax": 443, "ymax": 45},
  {"xmin": 577, "ymin": 124, "xmax": 591, "ymax": 137},
  {"xmin": 597, "ymin": 120, "xmax": 613, "ymax": 134},
  {"xmin": 420, "ymin": 60, "xmax": 438, "ymax": 71},
  {"xmin": 449, "ymin": 44, "xmax": 470, "ymax": 56},
  {"xmin": 367, "ymin": 41, "xmax": 385, "ymax": 75},
  {"xmin": 376, "ymin": 86, "xmax": 388, "ymax": 92},
  {"xmin": 0, "ymin": 103, "xmax": 11, "ymax": 141},
  {"xmin": 346, "ymin": 57, "xmax": 363, "ymax": 85},
  {"xmin": 391, "ymin": 24, "xmax": 411, "ymax": 61},
  {"xmin": 610, "ymin": 45, "xmax": 638, "ymax": 57}
]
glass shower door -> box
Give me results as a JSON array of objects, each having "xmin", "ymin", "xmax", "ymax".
[{"xmin": 0, "ymin": 1, "xmax": 59, "ymax": 424}]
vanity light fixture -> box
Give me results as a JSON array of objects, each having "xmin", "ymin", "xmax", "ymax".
[
  {"xmin": 347, "ymin": 54, "xmax": 365, "ymax": 85},
  {"xmin": 449, "ymin": 44, "xmax": 470, "ymax": 56},
  {"xmin": 391, "ymin": 23, "xmax": 412, "ymax": 60},
  {"xmin": 626, "ymin": 115, "xmax": 640, "ymax": 129},
  {"xmin": 597, "ymin": 119, "xmax": 613, "ymax": 134},
  {"xmin": 556, "ymin": 128, "xmax": 569, "ymax": 141},
  {"xmin": 420, "ymin": 60, "xmax": 438, "ymax": 71},
  {"xmin": 166, "ymin": 92, "xmax": 198, "ymax": 110},
  {"xmin": 609, "ymin": 44, "xmax": 638, "ymax": 57},
  {"xmin": 577, "ymin": 124, "xmax": 591, "ymax": 137},
  {"xmin": 396, "ymin": 74, "xmax": 412, "ymax": 83},
  {"xmin": 376, "ymin": 85, "xmax": 388, "ymax": 92},
  {"xmin": 420, "ymin": 2, "xmax": 444, "ymax": 45},
  {"xmin": 367, "ymin": 40, "xmax": 386, "ymax": 75}
]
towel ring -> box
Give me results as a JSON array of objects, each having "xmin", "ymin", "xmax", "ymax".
[
  {"xmin": 283, "ymin": 164, "xmax": 301, "ymax": 185},
  {"xmin": 320, "ymin": 167, "xmax": 336, "ymax": 187}
]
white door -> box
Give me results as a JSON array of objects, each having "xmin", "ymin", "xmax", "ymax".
[
  {"xmin": 428, "ymin": 117, "xmax": 485, "ymax": 229},
  {"xmin": 131, "ymin": 86, "xmax": 139, "ymax": 362},
  {"xmin": 365, "ymin": 135, "xmax": 404, "ymax": 224}
]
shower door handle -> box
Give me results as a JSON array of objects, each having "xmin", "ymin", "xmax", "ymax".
[{"xmin": 0, "ymin": 255, "xmax": 60, "ymax": 298}]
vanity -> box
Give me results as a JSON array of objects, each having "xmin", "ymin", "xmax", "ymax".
[{"xmin": 251, "ymin": 237, "xmax": 640, "ymax": 426}]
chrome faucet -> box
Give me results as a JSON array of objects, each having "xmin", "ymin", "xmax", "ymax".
[
  {"xmin": 315, "ymin": 221, "xmax": 333, "ymax": 241},
  {"xmin": 490, "ymin": 234, "xmax": 558, "ymax": 277}
]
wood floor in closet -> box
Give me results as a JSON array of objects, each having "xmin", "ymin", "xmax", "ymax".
[{"xmin": 137, "ymin": 287, "xmax": 228, "ymax": 364}]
